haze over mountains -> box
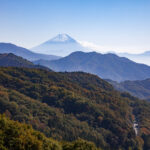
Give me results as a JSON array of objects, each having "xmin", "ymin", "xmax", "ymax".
[
  {"xmin": 34, "ymin": 51, "xmax": 150, "ymax": 82},
  {"xmin": 117, "ymin": 51, "xmax": 150, "ymax": 66},
  {"xmin": 31, "ymin": 33, "xmax": 150, "ymax": 66},
  {"xmin": 1, "ymin": 0, "xmax": 150, "ymax": 148},
  {"xmin": 0, "ymin": 43, "xmax": 60, "ymax": 61},
  {"xmin": 31, "ymin": 34, "xmax": 89, "ymax": 56},
  {"xmin": 1, "ymin": 33, "xmax": 150, "ymax": 82},
  {"xmin": 2, "ymin": 38, "xmax": 150, "ymax": 100},
  {"xmin": 1, "ymin": 33, "xmax": 150, "ymax": 65},
  {"xmin": 1, "ymin": 34, "xmax": 150, "ymax": 149},
  {"xmin": 107, "ymin": 78, "xmax": 150, "ymax": 101}
]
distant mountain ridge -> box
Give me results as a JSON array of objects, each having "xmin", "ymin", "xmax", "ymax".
[
  {"xmin": 0, "ymin": 43, "xmax": 60, "ymax": 61},
  {"xmin": 0, "ymin": 53, "xmax": 50, "ymax": 70},
  {"xmin": 107, "ymin": 78, "xmax": 150, "ymax": 101},
  {"xmin": 34, "ymin": 51, "xmax": 150, "ymax": 82},
  {"xmin": 31, "ymin": 34, "xmax": 89, "ymax": 56},
  {"xmin": 118, "ymin": 51, "xmax": 150, "ymax": 66}
]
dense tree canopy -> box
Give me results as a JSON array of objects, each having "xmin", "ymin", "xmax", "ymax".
[
  {"xmin": 0, "ymin": 114, "xmax": 101, "ymax": 150},
  {"xmin": 0, "ymin": 67, "xmax": 149, "ymax": 149}
]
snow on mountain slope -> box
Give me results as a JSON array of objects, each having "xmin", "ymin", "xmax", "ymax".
[{"xmin": 31, "ymin": 34, "xmax": 90, "ymax": 56}]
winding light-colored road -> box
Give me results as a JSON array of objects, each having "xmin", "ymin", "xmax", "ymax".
[{"xmin": 133, "ymin": 120, "xmax": 139, "ymax": 135}]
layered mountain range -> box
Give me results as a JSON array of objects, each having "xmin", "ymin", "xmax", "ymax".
[
  {"xmin": 0, "ymin": 53, "xmax": 50, "ymax": 70},
  {"xmin": 107, "ymin": 78, "xmax": 150, "ymax": 101},
  {"xmin": 0, "ymin": 42, "xmax": 60, "ymax": 61},
  {"xmin": 34, "ymin": 51, "xmax": 150, "ymax": 82},
  {"xmin": 0, "ymin": 34, "xmax": 150, "ymax": 149},
  {"xmin": 118, "ymin": 51, "xmax": 150, "ymax": 66},
  {"xmin": 1, "ymin": 34, "xmax": 150, "ymax": 82}
]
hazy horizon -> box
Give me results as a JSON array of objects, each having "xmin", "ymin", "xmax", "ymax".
[{"xmin": 0, "ymin": 0, "xmax": 150, "ymax": 54}]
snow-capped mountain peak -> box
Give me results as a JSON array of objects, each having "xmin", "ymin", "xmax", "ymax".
[
  {"xmin": 31, "ymin": 33, "xmax": 89, "ymax": 56},
  {"xmin": 47, "ymin": 34, "xmax": 76, "ymax": 43}
]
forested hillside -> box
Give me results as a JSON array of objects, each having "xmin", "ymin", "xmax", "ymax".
[
  {"xmin": 0, "ymin": 67, "xmax": 150, "ymax": 149},
  {"xmin": 107, "ymin": 79, "xmax": 150, "ymax": 101},
  {"xmin": 0, "ymin": 114, "xmax": 100, "ymax": 150},
  {"xmin": 0, "ymin": 53, "xmax": 50, "ymax": 70}
]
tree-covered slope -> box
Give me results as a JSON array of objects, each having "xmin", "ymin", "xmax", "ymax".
[
  {"xmin": 0, "ymin": 53, "xmax": 50, "ymax": 70},
  {"xmin": 0, "ymin": 53, "xmax": 33, "ymax": 67},
  {"xmin": 0, "ymin": 67, "xmax": 149, "ymax": 149},
  {"xmin": 0, "ymin": 114, "xmax": 100, "ymax": 150},
  {"xmin": 107, "ymin": 78, "xmax": 150, "ymax": 101}
]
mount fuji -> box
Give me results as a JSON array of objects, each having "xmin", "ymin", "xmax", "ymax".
[{"xmin": 31, "ymin": 34, "xmax": 89, "ymax": 56}]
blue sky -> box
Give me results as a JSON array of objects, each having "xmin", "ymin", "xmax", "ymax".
[{"xmin": 0, "ymin": 0, "xmax": 150, "ymax": 53}]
